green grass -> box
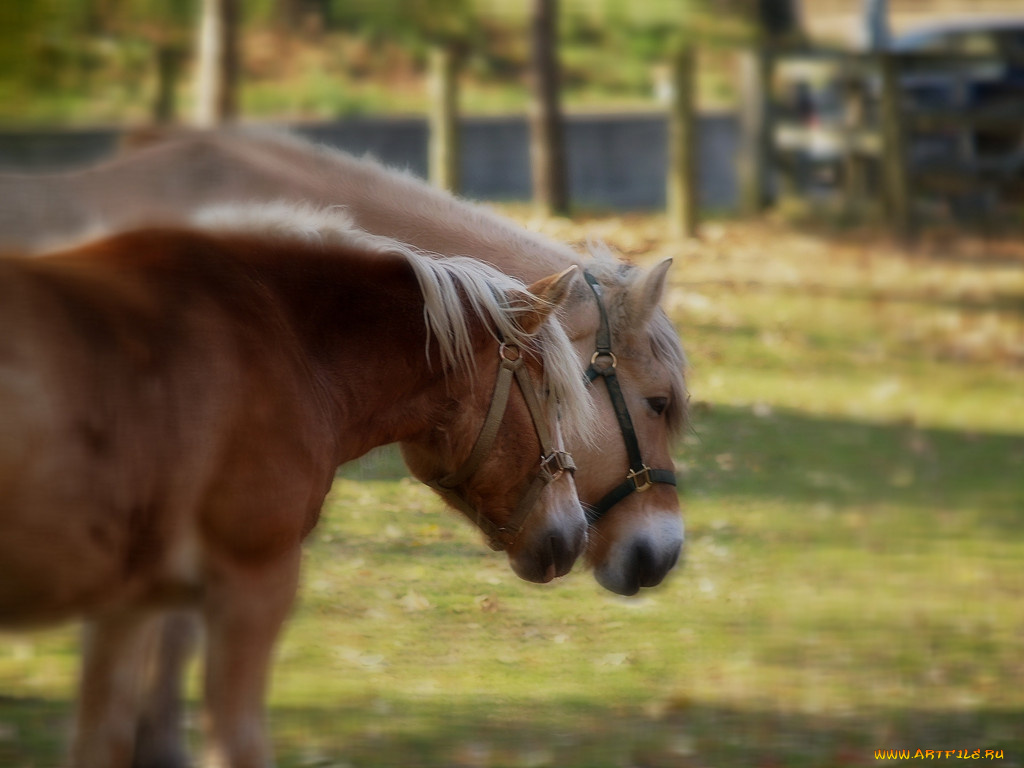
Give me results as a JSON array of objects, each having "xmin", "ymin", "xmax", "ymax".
[{"xmin": 1, "ymin": 216, "xmax": 1022, "ymax": 767}]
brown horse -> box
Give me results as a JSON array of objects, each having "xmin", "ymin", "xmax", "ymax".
[
  {"xmin": 0, "ymin": 204, "xmax": 593, "ymax": 768},
  {"xmin": 0, "ymin": 126, "xmax": 689, "ymax": 595}
]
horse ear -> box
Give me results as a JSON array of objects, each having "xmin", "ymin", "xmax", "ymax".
[
  {"xmin": 629, "ymin": 257, "xmax": 672, "ymax": 326},
  {"xmin": 517, "ymin": 265, "xmax": 579, "ymax": 335}
]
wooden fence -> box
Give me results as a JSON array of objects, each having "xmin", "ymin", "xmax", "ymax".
[{"xmin": 740, "ymin": 48, "xmax": 1024, "ymax": 233}]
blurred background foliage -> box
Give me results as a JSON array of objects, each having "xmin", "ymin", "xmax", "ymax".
[{"xmin": 0, "ymin": 0, "xmax": 756, "ymax": 125}]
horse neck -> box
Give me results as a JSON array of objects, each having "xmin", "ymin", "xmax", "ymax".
[
  {"xmin": 246, "ymin": 132, "xmax": 584, "ymax": 282},
  {"xmin": 2, "ymin": 138, "xmax": 305, "ymax": 253},
  {"xmin": 228, "ymin": 236, "xmax": 483, "ymax": 463},
  {"xmin": 0, "ymin": 172, "xmax": 94, "ymax": 252},
  {"xmin": 69, "ymin": 141, "xmax": 299, "ymax": 240}
]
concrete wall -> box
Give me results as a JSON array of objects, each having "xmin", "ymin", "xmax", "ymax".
[{"xmin": 0, "ymin": 113, "xmax": 740, "ymax": 212}]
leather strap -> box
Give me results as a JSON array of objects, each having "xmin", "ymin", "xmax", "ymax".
[
  {"xmin": 432, "ymin": 348, "xmax": 520, "ymax": 491},
  {"xmin": 429, "ymin": 343, "xmax": 575, "ymax": 551},
  {"xmin": 581, "ymin": 271, "xmax": 677, "ymax": 525}
]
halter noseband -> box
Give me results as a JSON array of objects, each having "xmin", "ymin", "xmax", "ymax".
[
  {"xmin": 428, "ymin": 341, "xmax": 576, "ymax": 551},
  {"xmin": 582, "ymin": 270, "xmax": 677, "ymax": 525}
]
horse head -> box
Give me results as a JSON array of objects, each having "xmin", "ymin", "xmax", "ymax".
[{"xmin": 401, "ymin": 266, "xmax": 594, "ymax": 583}]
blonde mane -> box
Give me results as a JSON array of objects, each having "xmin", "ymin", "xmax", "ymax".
[{"xmin": 193, "ymin": 202, "xmax": 596, "ymax": 442}]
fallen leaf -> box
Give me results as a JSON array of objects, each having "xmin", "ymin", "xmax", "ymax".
[
  {"xmin": 398, "ymin": 590, "xmax": 430, "ymax": 612},
  {"xmin": 475, "ymin": 594, "xmax": 500, "ymax": 612}
]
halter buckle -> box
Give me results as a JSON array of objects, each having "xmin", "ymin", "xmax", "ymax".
[
  {"xmin": 540, "ymin": 450, "xmax": 576, "ymax": 482},
  {"xmin": 626, "ymin": 466, "xmax": 654, "ymax": 493}
]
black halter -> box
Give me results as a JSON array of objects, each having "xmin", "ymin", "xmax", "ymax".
[{"xmin": 582, "ymin": 270, "xmax": 677, "ymax": 525}]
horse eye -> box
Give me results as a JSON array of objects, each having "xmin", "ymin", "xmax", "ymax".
[{"xmin": 646, "ymin": 396, "xmax": 668, "ymax": 416}]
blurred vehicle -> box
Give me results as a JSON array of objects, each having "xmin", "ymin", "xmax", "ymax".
[
  {"xmin": 775, "ymin": 17, "xmax": 1024, "ymax": 205},
  {"xmin": 893, "ymin": 17, "xmax": 1024, "ymax": 174}
]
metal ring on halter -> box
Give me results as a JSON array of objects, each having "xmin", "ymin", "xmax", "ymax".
[
  {"xmin": 499, "ymin": 343, "xmax": 522, "ymax": 362},
  {"xmin": 589, "ymin": 350, "xmax": 617, "ymax": 369}
]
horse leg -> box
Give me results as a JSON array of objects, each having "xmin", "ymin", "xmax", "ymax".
[
  {"xmin": 71, "ymin": 611, "xmax": 162, "ymax": 768},
  {"xmin": 200, "ymin": 552, "xmax": 300, "ymax": 768},
  {"xmin": 133, "ymin": 610, "xmax": 201, "ymax": 768}
]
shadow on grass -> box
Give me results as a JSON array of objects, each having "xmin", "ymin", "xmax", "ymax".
[
  {"xmin": 330, "ymin": 404, "xmax": 1024, "ymax": 539},
  {"xmin": 684, "ymin": 403, "xmax": 1024, "ymax": 529},
  {"xmin": 682, "ymin": 278, "xmax": 1024, "ymax": 320},
  {"xmin": 337, "ymin": 403, "xmax": 1024, "ymax": 518},
  {"xmin": 1, "ymin": 693, "xmax": 1019, "ymax": 768}
]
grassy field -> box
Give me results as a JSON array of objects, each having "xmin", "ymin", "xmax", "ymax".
[{"xmin": 1, "ymin": 214, "xmax": 1022, "ymax": 767}]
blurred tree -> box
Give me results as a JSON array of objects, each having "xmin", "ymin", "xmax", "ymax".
[
  {"xmin": 152, "ymin": 40, "xmax": 186, "ymax": 122},
  {"xmin": 753, "ymin": 0, "xmax": 804, "ymax": 44},
  {"xmin": 1, "ymin": 0, "xmax": 199, "ymax": 124},
  {"xmin": 269, "ymin": 0, "xmax": 329, "ymax": 37},
  {"xmin": 194, "ymin": 0, "xmax": 240, "ymax": 125},
  {"xmin": 529, "ymin": 0, "xmax": 568, "ymax": 216},
  {"xmin": 331, "ymin": 0, "xmax": 477, "ymax": 192},
  {"xmin": 738, "ymin": 0, "xmax": 804, "ymax": 214},
  {"xmin": 418, "ymin": 0, "xmax": 475, "ymax": 193},
  {"xmin": 277, "ymin": 0, "xmax": 303, "ymax": 33},
  {"xmin": 121, "ymin": 0, "xmax": 197, "ymax": 123},
  {"xmin": 0, "ymin": 3, "xmax": 39, "ymax": 92},
  {"xmin": 429, "ymin": 43, "xmax": 460, "ymax": 191},
  {"xmin": 324, "ymin": 0, "xmax": 475, "ymax": 49},
  {"xmin": 0, "ymin": 0, "xmax": 92, "ymax": 94},
  {"xmin": 666, "ymin": 33, "xmax": 697, "ymax": 239}
]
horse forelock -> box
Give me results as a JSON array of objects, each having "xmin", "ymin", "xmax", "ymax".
[
  {"xmin": 583, "ymin": 244, "xmax": 689, "ymax": 438},
  {"xmin": 190, "ymin": 201, "xmax": 596, "ymax": 443},
  {"xmin": 405, "ymin": 254, "xmax": 596, "ymax": 445}
]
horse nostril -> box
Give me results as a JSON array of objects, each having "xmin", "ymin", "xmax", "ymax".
[
  {"xmin": 630, "ymin": 539, "xmax": 681, "ymax": 589},
  {"xmin": 632, "ymin": 541, "xmax": 657, "ymax": 586},
  {"xmin": 547, "ymin": 534, "xmax": 577, "ymax": 579}
]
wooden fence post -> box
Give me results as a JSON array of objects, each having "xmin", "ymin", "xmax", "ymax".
[
  {"xmin": 667, "ymin": 41, "xmax": 697, "ymax": 239},
  {"xmin": 194, "ymin": 0, "xmax": 240, "ymax": 126},
  {"xmin": 841, "ymin": 70, "xmax": 869, "ymax": 211},
  {"xmin": 880, "ymin": 52, "xmax": 911, "ymax": 234},
  {"xmin": 738, "ymin": 47, "xmax": 773, "ymax": 215},
  {"xmin": 428, "ymin": 44, "xmax": 459, "ymax": 193},
  {"xmin": 528, "ymin": 0, "xmax": 569, "ymax": 216},
  {"xmin": 153, "ymin": 44, "xmax": 184, "ymax": 124}
]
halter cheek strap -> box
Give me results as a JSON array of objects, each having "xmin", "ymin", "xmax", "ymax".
[
  {"xmin": 428, "ymin": 343, "xmax": 575, "ymax": 551},
  {"xmin": 582, "ymin": 271, "xmax": 677, "ymax": 525}
]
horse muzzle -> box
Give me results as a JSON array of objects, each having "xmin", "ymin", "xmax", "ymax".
[{"xmin": 507, "ymin": 502, "xmax": 589, "ymax": 583}]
